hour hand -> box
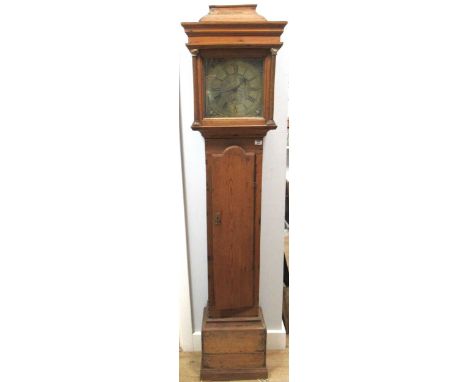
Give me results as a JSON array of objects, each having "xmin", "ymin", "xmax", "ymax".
[{"xmin": 212, "ymin": 81, "xmax": 241, "ymax": 94}]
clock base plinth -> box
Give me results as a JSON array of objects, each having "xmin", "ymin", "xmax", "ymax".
[{"xmin": 200, "ymin": 307, "xmax": 268, "ymax": 381}]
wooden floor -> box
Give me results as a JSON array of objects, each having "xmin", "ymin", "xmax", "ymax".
[{"xmin": 179, "ymin": 343, "xmax": 289, "ymax": 382}]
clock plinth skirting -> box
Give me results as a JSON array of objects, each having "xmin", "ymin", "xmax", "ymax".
[{"xmin": 200, "ymin": 307, "xmax": 267, "ymax": 381}]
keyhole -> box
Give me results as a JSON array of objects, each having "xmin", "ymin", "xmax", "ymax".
[{"xmin": 214, "ymin": 212, "xmax": 221, "ymax": 225}]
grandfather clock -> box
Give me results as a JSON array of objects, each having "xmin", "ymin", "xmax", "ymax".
[{"xmin": 182, "ymin": 5, "xmax": 286, "ymax": 381}]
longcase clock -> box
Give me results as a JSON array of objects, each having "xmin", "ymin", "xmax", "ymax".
[{"xmin": 182, "ymin": 5, "xmax": 286, "ymax": 381}]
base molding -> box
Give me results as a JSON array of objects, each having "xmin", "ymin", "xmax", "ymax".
[{"xmin": 201, "ymin": 367, "xmax": 268, "ymax": 381}]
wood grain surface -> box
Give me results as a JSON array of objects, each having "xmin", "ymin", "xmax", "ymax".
[
  {"xmin": 211, "ymin": 146, "xmax": 255, "ymax": 311},
  {"xmin": 206, "ymin": 140, "xmax": 263, "ymax": 319}
]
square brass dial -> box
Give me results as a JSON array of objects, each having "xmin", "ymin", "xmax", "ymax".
[{"xmin": 204, "ymin": 58, "xmax": 264, "ymax": 118}]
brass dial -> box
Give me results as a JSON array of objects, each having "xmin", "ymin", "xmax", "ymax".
[{"xmin": 205, "ymin": 58, "xmax": 264, "ymax": 118}]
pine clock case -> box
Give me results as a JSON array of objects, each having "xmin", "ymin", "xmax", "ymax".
[{"xmin": 182, "ymin": 5, "xmax": 286, "ymax": 381}]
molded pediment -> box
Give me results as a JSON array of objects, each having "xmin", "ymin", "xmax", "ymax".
[{"xmin": 199, "ymin": 5, "xmax": 266, "ymax": 23}]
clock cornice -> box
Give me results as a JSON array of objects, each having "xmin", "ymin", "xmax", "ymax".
[{"xmin": 181, "ymin": 4, "xmax": 286, "ymax": 50}]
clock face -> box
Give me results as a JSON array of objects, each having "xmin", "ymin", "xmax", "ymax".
[{"xmin": 204, "ymin": 58, "xmax": 264, "ymax": 118}]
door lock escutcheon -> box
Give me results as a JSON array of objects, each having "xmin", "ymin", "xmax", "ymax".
[{"xmin": 214, "ymin": 212, "xmax": 222, "ymax": 225}]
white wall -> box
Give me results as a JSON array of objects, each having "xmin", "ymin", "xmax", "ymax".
[{"xmin": 178, "ymin": 1, "xmax": 289, "ymax": 348}]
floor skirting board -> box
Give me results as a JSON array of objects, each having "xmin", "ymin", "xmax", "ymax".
[{"xmin": 190, "ymin": 324, "xmax": 286, "ymax": 352}]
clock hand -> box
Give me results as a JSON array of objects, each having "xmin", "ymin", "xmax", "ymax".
[
  {"xmin": 214, "ymin": 85, "xmax": 238, "ymax": 94},
  {"xmin": 213, "ymin": 78, "xmax": 244, "ymax": 94}
]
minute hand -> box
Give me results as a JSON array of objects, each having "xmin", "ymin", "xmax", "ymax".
[{"xmin": 213, "ymin": 81, "xmax": 243, "ymax": 94}]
